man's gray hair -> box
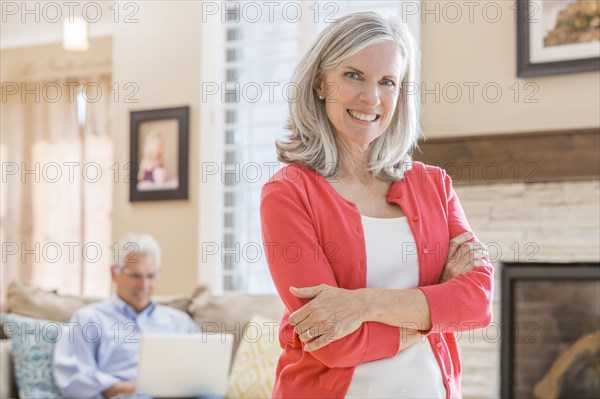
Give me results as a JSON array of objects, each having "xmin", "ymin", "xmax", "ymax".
[
  {"xmin": 112, "ymin": 233, "xmax": 161, "ymax": 272},
  {"xmin": 277, "ymin": 11, "xmax": 421, "ymax": 181}
]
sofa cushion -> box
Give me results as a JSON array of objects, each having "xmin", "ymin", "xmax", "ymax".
[
  {"xmin": 153, "ymin": 294, "xmax": 192, "ymax": 314},
  {"xmin": 226, "ymin": 314, "xmax": 282, "ymax": 398},
  {"xmin": 6, "ymin": 280, "xmax": 191, "ymax": 322},
  {"xmin": 189, "ymin": 285, "xmax": 284, "ymax": 357},
  {"xmin": 0, "ymin": 313, "xmax": 62, "ymax": 398},
  {"xmin": 7, "ymin": 280, "xmax": 100, "ymax": 322}
]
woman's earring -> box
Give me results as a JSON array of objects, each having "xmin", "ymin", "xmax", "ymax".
[{"xmin": 318, "ymin": 95, "xmax": 324, "ymax": 100}]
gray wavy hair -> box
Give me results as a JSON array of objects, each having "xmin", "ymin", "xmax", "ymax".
[
  {"xmin": 277, "ymin": 11, "xmax": 421, "ymax": 180},
  {"xmin": 112, "ymin": 233, "xmax": 161, "ymax": 272}
]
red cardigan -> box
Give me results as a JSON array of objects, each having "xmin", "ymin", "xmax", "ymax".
[{"xmin": 260, "ymin": 161, "xmax": 494, "ymax": 398}]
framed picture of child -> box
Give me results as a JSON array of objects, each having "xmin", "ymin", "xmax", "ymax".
[{"xmin": 130, "ymin": 106, "xmax": 189, "ymax": 201}]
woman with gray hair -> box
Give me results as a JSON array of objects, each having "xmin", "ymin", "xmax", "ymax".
[{"xmin": 260, "ymin": 12, "xmax": 493, "ymax": 398}]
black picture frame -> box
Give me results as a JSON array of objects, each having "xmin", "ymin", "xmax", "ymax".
[
  {"xmin": 129, "ymin": 106, "xmax": 189, "ymax": 202},
  {"xmin": 516, "ymin": 0, "xmax": 600, "ymax": 77}
]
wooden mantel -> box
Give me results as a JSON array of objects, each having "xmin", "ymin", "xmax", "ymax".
[{"xmin": 413, "ymin": 128, "xmax": 600, "ymax": 185}]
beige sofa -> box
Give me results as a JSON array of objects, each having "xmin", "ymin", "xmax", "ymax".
[{"xmin": 0, "ymin": 280, "xmax": 284, "ymax": 399}]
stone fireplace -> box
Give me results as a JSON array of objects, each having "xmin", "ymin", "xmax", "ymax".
[
  {"xmin": 414, "ymin": 128, "xmax": 600, "ymax": 398},
  {"xmin": 500, "ymin": 263, "xmax": 599, "ymax": 399},
  {"xmin": 453, "ymin": 178, "xmax": 600, "ymax": 399}
]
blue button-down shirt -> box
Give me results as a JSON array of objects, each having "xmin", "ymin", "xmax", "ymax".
[{"xmin": 53, "ymin": 294, "xmax": 199, "ymax": 399}]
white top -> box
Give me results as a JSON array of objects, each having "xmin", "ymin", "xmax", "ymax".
[{"xmin": 345, "ymin": 215, "xmax": 447, "ymax": 398}]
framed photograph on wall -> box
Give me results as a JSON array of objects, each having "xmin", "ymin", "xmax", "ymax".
[
  {"xmin": 517, "ymin": 0, "xmax": 600, "ymax": 77},
  {"xmin": 130, "ymin": 106, "xmax": 189, "ymax": 201}
]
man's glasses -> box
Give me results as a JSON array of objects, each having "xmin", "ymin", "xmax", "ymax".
[{"xmin": 120, "ymin": 267, "xmax": 159, "ymax": 280}]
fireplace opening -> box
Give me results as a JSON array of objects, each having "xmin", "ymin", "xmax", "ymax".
[{"xmin": 500, "ymin": 263, "xmax": 600, "ymax": 399}]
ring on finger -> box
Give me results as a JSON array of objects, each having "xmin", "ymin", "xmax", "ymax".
[{"xmin": 306, "ymin": 329, "xmax": 314, "ymax": 339}]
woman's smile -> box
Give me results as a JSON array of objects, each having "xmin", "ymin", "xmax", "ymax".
[{"xmin": 347, "ymin": 109, "xmax": 381, "ymax": 123}]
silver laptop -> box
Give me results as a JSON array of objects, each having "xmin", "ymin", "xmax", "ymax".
[{"xmin": 136, "ymin": 333, "xmax": 234, "ymax": 398}]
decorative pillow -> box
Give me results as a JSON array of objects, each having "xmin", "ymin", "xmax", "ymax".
[
  {"xmin": 0, "ymin": 313, "xmax": 62, "ymax": 398},
  {"xmin": 226, "ymin": 314, "xmax": 282, "ymax": 399}
]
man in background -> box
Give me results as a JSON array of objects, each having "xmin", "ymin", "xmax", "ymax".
[{"xmin": 53, "ymin": 233, "xmax": 199, "ymax": 399}]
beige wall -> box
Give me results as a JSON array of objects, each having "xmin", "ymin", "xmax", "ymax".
[
  {"xmin": 111, "ymin": 1, "xmax": 202, "ymax": 296},
  {"xmin": 421, "ymin": 1, "xmax": 599, "ymax": 137}
]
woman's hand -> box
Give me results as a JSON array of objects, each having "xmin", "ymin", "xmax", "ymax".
[
  {"xmin": 439, "ymin": 231, "xmax": 488, "ymax": 283},
  {"xmin": 288, "ymin": 284, "xmax": 366, "ymax": 352}
]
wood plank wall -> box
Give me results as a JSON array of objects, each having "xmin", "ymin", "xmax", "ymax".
[{"xmin": 413, "ymin": 128, "xmax": 600, "ymax": 185}]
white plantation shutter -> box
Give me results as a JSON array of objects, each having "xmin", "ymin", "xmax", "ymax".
[{"xmin": 199, "ymin": 1, "xmax": 420, "ymax": 294}]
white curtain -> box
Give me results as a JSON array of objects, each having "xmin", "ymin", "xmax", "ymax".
[{"xmin": 1, "ymin": 74, "xmax": 113, "ymax": 301}]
